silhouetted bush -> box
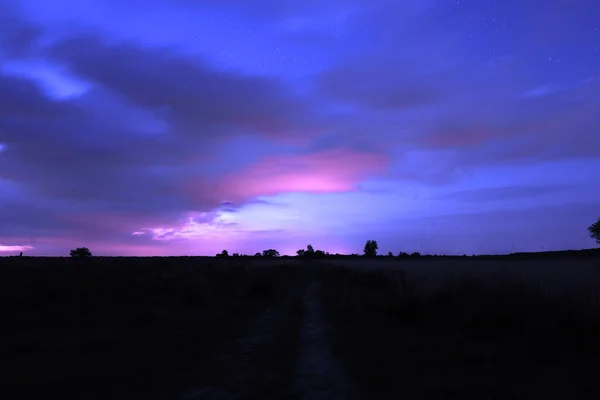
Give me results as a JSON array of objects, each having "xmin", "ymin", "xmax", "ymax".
[
  {"xmin": 262, "ymin": 249, "xmax": 280, "ymax": 257},
  {"xmin": 296, "ymin": 244, "xmax": 330, "ymax": 258},
  {"xmin": 589, "ymin": 217, "xmax": 600, "ymax": 245},
  {"xmin": 216, "ymin": 250, "xmax": 229, "ymax": 258},
  {"xmin": 363, "ymin": 240, "xmax": 378, "ymax": 257},
  {"xmin": 70, "ymin": 247, "xmax": 92, "ymax": 258},
  {"xmin": 314, "ymin": 250, "xmax": 326, "ymax": 258}
]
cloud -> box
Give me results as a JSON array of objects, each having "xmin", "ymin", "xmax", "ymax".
[
  {"xmin": 520, "ymin": 84, "xmax": 557, "ymax": 98},
  {"xmin": 48, "ymin": 35, "xmax": 318, "ymax": 140},
  {"xmin": 436, "ymin": 184, "xmax": 573, "ymax": 203},
  {"xmin": 0, "ymin": 4, "xmax": 40, "ymax": 58},
  {"xmin": 1, "ymin": 0, "xmax": 598, "ymax": 256},
  {"xmin": 0, "ymin": 26, "xmax": 338, "ymax": 241},
  {"xmin": 317, "ymin": 60, "xmax": 443, "ymax": 110},
  {"xmin": 0, "ymin": 245, "xmax": 33, "ymax": 252},
  {"xmin": 0, "ymin": 26, "xmax": 389, "ymax": 252},
  {"xmin": 184, "ymin": 148, "xmax": 391, "ymax": 204},
  {"xmin": 315, "ymin": 49, "xmax": 600, "ymax": 185}
]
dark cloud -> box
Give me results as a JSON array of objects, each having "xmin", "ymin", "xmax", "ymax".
[
  {"xmin": 316, "ymin": 49, "xmax": 600, "ymax": 186},
  {"xmin": 1, "ymin": 0, "xmax": 598, "ymax": 255},
  {"xmin": 48, "ymin": 36, "xmax": 316, "ymax": 139},
  {"xmin": 0, "ymin": 24, "xmax": 328, "ymax": 243},
  {"xmin": 435, "ymin": 185, "xmax": 573, "ymax": 203},
  {"xmin": 0, "ymin": 4, "xmax": 41, "ymax": 58},
  {"xmin": 317, "ymin": 59, "xmax": 443, "ymax": 110}
]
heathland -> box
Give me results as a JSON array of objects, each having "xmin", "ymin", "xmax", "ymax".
[{"xmin": 1, "ymin": 251, "xmax": 600, "ymax": 399}]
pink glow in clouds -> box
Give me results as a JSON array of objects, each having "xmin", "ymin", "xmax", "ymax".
[
  {"xmin": 204, "ymin": 148, "xmax": 390, "ymax": 201},
  {"xmin": 0, "ymin": 244, "xmax": 33, "ymax": 252}
]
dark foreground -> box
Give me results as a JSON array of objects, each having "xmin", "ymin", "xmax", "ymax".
[{"xmin": 1, "ymin": 256, "xmax": 600, "ymax": 399}]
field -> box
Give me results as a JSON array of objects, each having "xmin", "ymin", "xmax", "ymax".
[{"xmin": 1, "ymin": 255, "xmax": 600, "ymax": 399}]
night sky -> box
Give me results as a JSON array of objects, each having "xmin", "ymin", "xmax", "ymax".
[{"xmin": 1, "ymin": 0, "xmax": 599, "ymax": 256}]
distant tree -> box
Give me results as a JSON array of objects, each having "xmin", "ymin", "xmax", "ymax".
[
  {"xmin": 387, "ymin": 251, "xmax": 394, "ymax": 257},
  {"xmin": 254, "ymin": 252, "xmax": 262, "ymax": 257},
  {"xmin": 232, "ymin": 253, "xmax": 241, "ymax": 257},
  {"xmin": 70, "ymin": 247, "xmax": 92, "ymax": 258},
  {"xmin": 297, "ymin": 244, "xmax": 320, "ymax": 257},
  {"xmin": 398, "ymin": 251, "xmax": 409, "ymax": 258},
  {"xmin": 411, "ymin": 252, "xmax": 421, "ymax": 258},
  {"xmin": 363, "ymin": 240, "xmax": 378, "ymax": 257},
  {"xmin": 216, "ymin": 250, "xmax": 229, "ymax": 258},
  {"xmin": 19, "ymin": 252, "xmax": 23, "ymax": 257},
  {"xmin": 262, "ymin": 249, "xmax": 280, "ymax": 257},
  {"xmin": 588, "ymin": 218, "xmax": 600, "ymax": 245}
]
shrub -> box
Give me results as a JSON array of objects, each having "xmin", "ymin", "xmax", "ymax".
[
  {"xmin": 262, "ymin": 249, "xmax": 280, "ymax": 257},
  {"xmin": 364, "ymin": 240, "xmax": 378, "ymax": 257},
  {"xmin": 70, "ymin": 247, "xmax": 92, "ymax": 258},
  {"xmin": 216, "ymin": 250, "xmax": 229, "ymax": 258}
]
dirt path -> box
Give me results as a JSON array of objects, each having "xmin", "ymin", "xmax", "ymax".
[
  {"xmin": 183, "ymin": 277, "xmax": 354, "ymax": 400},
  {"xmin": 291, "ymin": 282, "xmax": 355, "ymax": 400}
]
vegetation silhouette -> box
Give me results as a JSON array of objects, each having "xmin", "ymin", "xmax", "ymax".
[
  {"xmin": 363, "ymin": 240, "xmax": 378, "ymax": 257},
  {"xmin": 70, "ymin": 247, "xmax": 92, "ymax": 258},
  {"xmin": 262, "ymin": 249, "xmax": 280, "ymax": 257},
  {"xmin": 216, "ymin": 250, "xmax": 229, "ymax": 258},
  {"xmin": 1, "ymin": 217, "xmax": 599, "ymax": 398},
  {"xmin": 296, "ymin": 244, "xmax": 328, "ymax": 258},
  {"xmin": 179, "ymin": 218, "xmax": 600, "ymax": 260},
  {"xmin": 588, "ymin": 217, "xmax": 600, "ymax": 245}
]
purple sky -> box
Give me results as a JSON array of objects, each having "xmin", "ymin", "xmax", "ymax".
[{"xmin": 1, "ymin": 0, "xmax": 599, "ymax": 256}]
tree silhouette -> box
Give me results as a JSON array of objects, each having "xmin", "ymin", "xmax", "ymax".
[
  {"xmin": 216, "ymin": 250, "xmax": 229, "ymax": 258},
  {"xmin": 262, "ymin": 249, "xmax": 280, "ymax": 257},
  {"xmin": 297, "ymin": 244, "xmax": 319, "ymax": 257},
  {"xmin": 588, "ymin": 218, "xmax": 600, "ymax": 245},
  {"xmin": 363, "ymin": 240, "xmax": 378, "ymax": 257},
  {"xmin": 70, "ymin": 247, "xmax": 92, "ymax": 258}
]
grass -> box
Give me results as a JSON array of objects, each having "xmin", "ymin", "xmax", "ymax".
[
  {"xmin": 0, "ymin": 256, "xmax": 307, "ymax": 399},
  {"xmin": 320, "ymin": 265, "xmax": 600, "ymax": 399},
  {"xmin": 3, "ymin": 255, "xmax": 600, "ymax": 398}
]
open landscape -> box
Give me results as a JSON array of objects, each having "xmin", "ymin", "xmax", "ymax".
[
  {"xmin": 2, "ymin": 0, "xmax": 600, "ymax": 398},
  {"xmin": 2, "ymin": 251, "xmax": 600, "ymax": 399}
]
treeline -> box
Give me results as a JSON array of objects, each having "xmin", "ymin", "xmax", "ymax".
[{"xmin": 215, "ymin": 241, "xmax": 424, "ymax": 259}]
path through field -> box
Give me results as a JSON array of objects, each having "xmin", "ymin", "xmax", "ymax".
[
  {"xmin": 182, "ymin": 275, "xmax": 353, "ymax": 400},
  {"xmin": 7, "ymin": 258, "xmax": 598, "ymax": 399},
  {"xmin": 291, "ymin": 282, "xmax": 355, "ymax": 400}
]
